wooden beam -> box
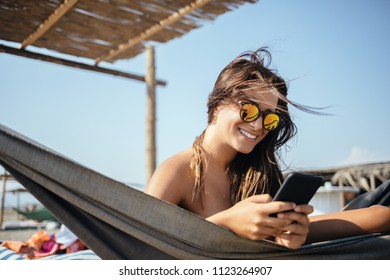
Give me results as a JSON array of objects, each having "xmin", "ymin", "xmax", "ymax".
[
  {"xmin": 95, "ymin": 0, "xmax": 213, "ymax": 64},
  {"xmin": 145, "ymin": 46, "xmax": 156, "ymax": 181},
  {"xmin": 0, "ymin": 44, "xmax": 167, "ymax": 86},
  {"xmin": 21, "ymin": 0, "xmax": 79, "ymax": 49}
]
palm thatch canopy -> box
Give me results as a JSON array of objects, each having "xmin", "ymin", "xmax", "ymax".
[
  {"xmin": 0, "ymin": 0, "xmax": 256, "ymax": 65},
  {"xmin": 302, "ymin": 161, "xmax": 390, "ymax": 192}
]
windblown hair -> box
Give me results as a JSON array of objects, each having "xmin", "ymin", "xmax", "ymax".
[{"xmin": 190, "ymin": 48, "xmax": 298, "ymax": 205}]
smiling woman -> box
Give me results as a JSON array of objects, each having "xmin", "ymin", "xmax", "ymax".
[
  {"xmin": 146, "ymin": 48, "xmax": 307, "ymax": 247},
  {"xmin": 145, "ymin": 48, "xmax": 390, "ymax": 249}
]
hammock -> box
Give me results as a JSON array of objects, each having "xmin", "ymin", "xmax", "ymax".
[{"xmin": 0, "ymin": 124, "xmax": 389, "ymax": 260}]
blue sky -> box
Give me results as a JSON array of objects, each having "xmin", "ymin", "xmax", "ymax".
[{"xmin": 1, "ymin": 0, "xmax": 390, "ymax": 191}]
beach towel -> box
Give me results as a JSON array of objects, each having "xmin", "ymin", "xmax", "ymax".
[
  {"xmin": 0, "ymin": 124, "xmax": 389, "ymax": 259},
  {"xmin": 0, "ymin": 245, "xmax": 100, "ymax": 260},
  {"xmin": 0, "ymin": 245, "xmax": 24, "ymax": 260}
]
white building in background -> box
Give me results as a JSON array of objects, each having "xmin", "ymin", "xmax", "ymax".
[{"xmin": 310, "ymin": 182, "xmax": 360, "ymax": 215}]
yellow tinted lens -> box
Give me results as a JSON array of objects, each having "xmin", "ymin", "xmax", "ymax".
[
  {"xmin": 263, "ymin": 113, "xmax": 280, "ymax": 131},
  {"xmin": 240, "ymin": 103, "xmax": 259, "ymax": 122}
]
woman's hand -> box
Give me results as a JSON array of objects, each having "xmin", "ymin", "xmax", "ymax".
[
  {"xmin": 206, "ymin": 194, "xmax": 300, "ymax": 242},
  {"xmin": 273, "ymin": 204, "xmax": 313, "ymax": 249}
]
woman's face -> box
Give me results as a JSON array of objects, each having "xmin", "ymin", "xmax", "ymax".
[{"xmin": 214, "ymin": 88, "xmax": 280, "ymax": 154}]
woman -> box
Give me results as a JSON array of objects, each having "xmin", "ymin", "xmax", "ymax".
[{"xmin": 145, "ymin": 48, "xmax": 390, "ymax": 249}]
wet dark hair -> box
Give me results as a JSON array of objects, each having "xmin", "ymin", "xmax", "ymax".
[{"xmin": 191, "ymin": 48, "xmax": 297, "ymax": 204}]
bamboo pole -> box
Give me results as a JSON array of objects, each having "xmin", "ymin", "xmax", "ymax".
[
  {"xmin": 370, "ymin": 174, "xmax": 376, "ymax": 191},
  {"xmin": 20, "ymin": 0, "xmax": 79, "ymax": 49},
  {"xmin": 0, "ymin": 172, "xmax": 7, "ymax": 229},
  {"xmin": 145, "ymin": 46, "xmax": 157, "ymax": 182}
]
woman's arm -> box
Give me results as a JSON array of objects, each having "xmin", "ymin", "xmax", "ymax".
[{"xmin": 306, "ymin": 205, "xmax": 390, "ymax": 244}]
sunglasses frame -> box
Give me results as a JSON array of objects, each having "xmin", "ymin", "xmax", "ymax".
[{"xmin": 239, "ymin": 101, "xmax": 281, "ymax": 131}]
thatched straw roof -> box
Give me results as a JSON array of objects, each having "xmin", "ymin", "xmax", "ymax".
[
  {"xmin": 0, "ymin": 0, "xmax": 256, "ymax": 64},
  {"xmin": 301, "ymin": 161, "xmax": 390, "ymax": 192}
]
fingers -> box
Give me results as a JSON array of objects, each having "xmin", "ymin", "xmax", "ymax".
[
  {"xmin": 271, "ymin": 208, "xmax": 311, "ymax": 249},
  {"xmin": 282, "ymin": 219, "xmax": 310, "ymax": 236},
  {"xmin": 265, "ymin": 201, "xmax": 297, "ymax": 217},
  {"xmin": 273, "ymin": 220, "xmax": 310, "ymax": 249},
  {"xmin": 244, "ymin": 213, "xmax": 292, "ymax": 239},
  {"xmin": 240, "ymin": 224, "xmax": 283, "ymax": 241},
  {"xmin": 246, "ymin": 194, "xmax": 273, "ymax": 203},
  {"xmin": 277, "ymin": 210, "xmax": 309, "ymax": 223},
  {"xmin": 273, "ymin": 204, "xmax": 313, "ymax": 222},
  {"xmin": 294, "ymin": 204, "xmax": 314, "ymax": 215},
  {"xmin": 274, "ymin": 233, "xmax": 306, "ymax": 249},
  {"xmin": 243, "ymin": 195, "xmax": 298, "ymax": 216}
]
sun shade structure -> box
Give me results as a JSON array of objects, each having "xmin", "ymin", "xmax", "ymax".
[
  {"xmin": 0, "ymin": 0, "xmax": 258, "ymax": 180},
  {"xmin": 0, "ymin": 0, "xmax": 257, "ymax": 64}
]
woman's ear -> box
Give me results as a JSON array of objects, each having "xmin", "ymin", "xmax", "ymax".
[{"xmin": 210, "ymin": 105, "xmax": 225, "ymax": 125}]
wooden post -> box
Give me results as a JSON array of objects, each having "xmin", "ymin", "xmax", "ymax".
[
  {"xmin": 370, "ymin": 174, "xmax": 376, "ymax": 190},
  {"xmin": 145, "ymin": 46, "xmax": 156, "ymax": 182},
  {"xmin": 0, "ymin": 172, "xmax": 7, "ymax": 229}
]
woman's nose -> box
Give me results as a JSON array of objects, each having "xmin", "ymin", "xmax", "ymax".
[{"xmin": 250, "ymin": 115, "xmax": 263, "ymax": 130}]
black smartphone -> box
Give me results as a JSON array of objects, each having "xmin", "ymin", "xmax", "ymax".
[{"xmin": 273, "ymin": 172, "xmax": 324, "ymax": 205}]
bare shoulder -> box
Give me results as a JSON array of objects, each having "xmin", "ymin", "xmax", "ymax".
[{"xmin": 145, "ymin": 147, "xmax": 194, "ymax": 205}]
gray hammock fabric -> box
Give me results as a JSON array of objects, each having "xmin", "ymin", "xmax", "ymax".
[{"xmin": 0, "ymin": 124, "xmax": 389, "ymax": 260}]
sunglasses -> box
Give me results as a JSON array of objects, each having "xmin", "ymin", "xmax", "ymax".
[{"xmin": 239, "ymin": 101, "xmax": 281, "ymax": 131}]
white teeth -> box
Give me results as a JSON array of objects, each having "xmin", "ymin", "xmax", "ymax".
[{"xmin": 239, "ymin": 128, "xmax": 257, "ymax": 139}]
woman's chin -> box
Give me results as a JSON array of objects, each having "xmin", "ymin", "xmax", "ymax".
[{"xmin": 235, "ymin": 144, "xmax": 255, "ymax": 154}]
